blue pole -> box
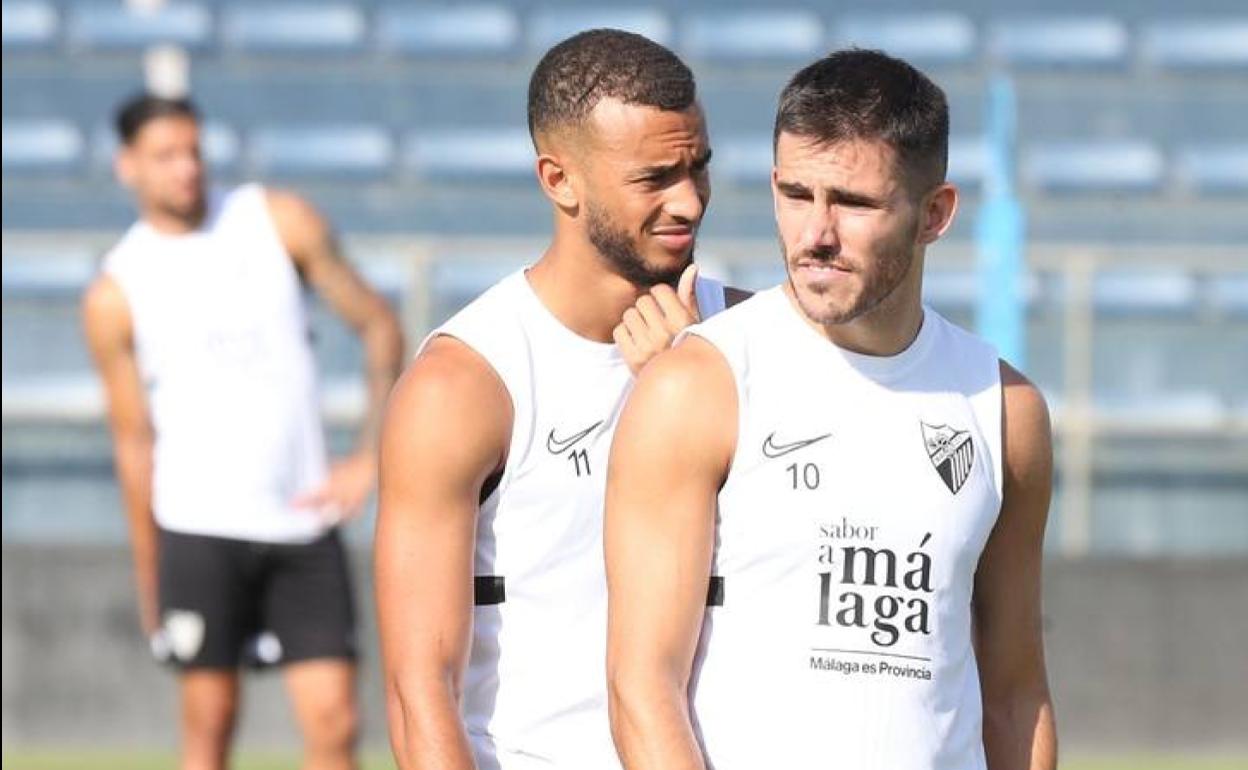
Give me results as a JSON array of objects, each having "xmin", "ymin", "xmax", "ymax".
[{"xmin": 975, "ymin": 74, "xmax": 1027, "ymax": 369}]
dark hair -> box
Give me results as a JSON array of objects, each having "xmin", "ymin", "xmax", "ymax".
[
  {"xmin": 115, "ymin": 93, "xmax": 199, "ymax": 145},
  {"xmin": 527, "ymin": 28, "xmax": 696, "ymax": 145},
  {"xmin": 774, "ymin": 49, "xmax": 949, "ymax": 192}
]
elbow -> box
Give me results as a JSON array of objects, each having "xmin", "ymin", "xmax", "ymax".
[{"xmin": 607, "ymin": 660, "xmax": 684, "ymax": 743}]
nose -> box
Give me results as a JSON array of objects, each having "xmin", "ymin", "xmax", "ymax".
[
  {"xmin": 663, "ymin": 174, "xmax": 707, "ymax": 226},
  {"xmin": 799, "ymin": 202, "xmax": 839, "ymax": 254}
]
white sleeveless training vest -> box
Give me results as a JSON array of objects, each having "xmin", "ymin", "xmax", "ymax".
[
  {"xmin": 684, "ymin": 286, "xmax": 1003, "ymax": 770},
  {"xmin": 102, "ymin": 184, "xmax": 329, "ymax": 544},
  {"xmin": 422, "ymin": 268, "xmax": 725, "ymax": 770}
]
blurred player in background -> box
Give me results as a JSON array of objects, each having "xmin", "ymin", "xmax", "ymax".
[
  {"xmin": 605, "ymin": 49, "xmax": 1056, "ymax": 769},
  {"xmin": 82, "ymin": 93, "xmax": 403, "ymax": 770},
  {"xmin": 375, "ymin": 29, "xmax": 745, "ymax": 770}
]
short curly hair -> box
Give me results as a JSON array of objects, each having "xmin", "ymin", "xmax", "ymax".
[{"xmin": 527, "ymin": 28, "xmax": 696, "ymax": 146}]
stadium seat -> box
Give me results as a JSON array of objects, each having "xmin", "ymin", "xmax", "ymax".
[
  {"xmin": 222, "ymin": 4, "xmax": 366, "ymax": 54},
  {"xmin": 1208, "ymin": 274, "xmax": 1248, "ymax": 318},
  {"xmin": 986, "ymin": 17, "xmax": 1128, "ymax": 68},
  {"xmin": 66, "ymin": 2, "xmax": 212, "ymax": 52},
  {"xmin": 834, "ymin": 13, "xmax": 977, "ymax": 66},
  {"xmin": 1140, "ymin": 19, "xmax": 1248, "ymax": 70},
  {"xmin": 713, "ymin": 135, "xmax": 770, "ymax": 184},
  {"xmin": 527, "ymin": 7, "xmax": 672, "ymax": 50},
  {"xmin": 1175, "ymin": 144, "xmax": 1248, "ymax": 195},
  {"xmin": 1, "ymin": 120, "xmax": 84, "ymax": 174},
  {"xmin": 1092, "ymin": 268, "xmax": 1198, "ymax": 316},
  {"xmin": 922, "ymin": 269, "xmax": 1042, "ymax": 311},
  {"xmin": 405, "ymin": 128, "xmax": 533, "ymax": 182},
  {"xmin": 376, "ymin": 5, "xmax": 519, "ymax": 57},
  {"xmin": 429, "ymin": 258, "xmax": 527, "ymax": 326},
  {"xmin": 248, "ymin": 125, "xmax": 393, "ymax": 180},
  {"xmin": 1093, "ymin": 390, "xmax": 1227, "ymax": 430},
  {"xmin": 947, "ymin": 136, "xmax": 989, "ymax": 191},
  {"xmin": 1022, "ymin": 140, "xmax": 1164, "ymax": 193},
  {"xmin": 1, "ymin": 0, "xmax": 58, "ymax": 50},
  {"xmin": 680, "ymin": 11, "xmax": 822, "ymax": 61}
]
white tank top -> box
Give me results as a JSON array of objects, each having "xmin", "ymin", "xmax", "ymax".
[
  {"xmin": 422, "ymin": 269, "xmax": 726, "ymax": 770},
  {"xmin": 102, "ymin": 184, "xmax": 329, "ymax": 544},
  {"xmin": 684, "ymin": 287, "xmax": 1003, "ymax": 770}
]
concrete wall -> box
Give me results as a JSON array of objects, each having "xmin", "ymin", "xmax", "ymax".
[{"xmin": 3, "ymin": 546, "xmax": 1246, "ymax": 752}]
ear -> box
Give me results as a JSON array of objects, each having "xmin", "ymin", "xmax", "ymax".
[
  {"xmin": 114, "ymin": 147, "xmax": 136, "ymax": 188},
  {"xmin": 534, "ymin": 151, "xmax": 580, "ymax": 211},
  {"xmin": 917, "ymin": 183, "xmax": 958, "ymax": 245},
  {"xmin": 770, "ymin": 166, "xmax": 782, "ymax": 221}
]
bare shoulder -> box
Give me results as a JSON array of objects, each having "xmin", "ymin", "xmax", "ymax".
[
  {"xmin": 635, "ymin": 334, "xmax": 734, "ymax": 405},
  {"xmin": 264, "ymin": 187, "xmax": 329, "ymax": 254},
  {"xmin": 384, "ymin": 335, "xmax": 512, "ymax": 458},
  {"xmin": 81, "ymin": 274, "xmax": 132, "ymax": 347},
  {"xmin": 619, "ymin": 334, "xmax": 737, "ymax": 468},
  {"xmin": 998, "ymin": 360, "xmax": 1053, "ymax": 489}
]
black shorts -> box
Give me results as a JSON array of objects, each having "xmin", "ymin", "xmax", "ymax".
[{"xmin": 155, "ymin": 527, "xmax": 356, "ymax": 670}]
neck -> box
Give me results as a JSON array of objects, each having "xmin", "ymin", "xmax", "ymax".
[
  {"xmin": 527, "ymin": 226, "xmax": 644, "ymax": 344},
  {"xmin": 141, "ymin": 201, "xmax": 205, "ymax": 236},
  {"xmin": 794, "ymin": 256, "xmax": 927, "ymax": 357}
]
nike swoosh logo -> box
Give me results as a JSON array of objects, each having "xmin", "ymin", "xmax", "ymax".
[
  {"xmin": 761, "ymin": 431, "xmax": 831, "ymax": 459},
  {"xmin": 546, "ymin": 420, "xmax": 604, "ymax": 455}
]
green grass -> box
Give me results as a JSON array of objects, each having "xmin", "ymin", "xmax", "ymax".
[{"xmin": 3, "ymin": 752, "xmax": 1245, "ymax": 770}]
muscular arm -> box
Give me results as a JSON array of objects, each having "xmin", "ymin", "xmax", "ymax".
[
  {"xmin": 975, "ymin": 362, "xmax": 1058, "ymax": 770},
  {"xmin": 82, "ymin": 276, "xmax": 159, "ymax": 634},
  {"xmin": 268, "ymin": 190, "xmax": 404, "ymax": 512},
  {"xmin": 605, "ymin": 336, "xmax": 736, "ymax": 769},
  {"xmin": 375, "ymin": 336, "xmax": 512, "ymax": 770}
]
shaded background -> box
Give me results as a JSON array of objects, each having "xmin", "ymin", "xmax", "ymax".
[{"xmin": 3, "ymin": 0, "xmax": 1246, "ymax": 765}]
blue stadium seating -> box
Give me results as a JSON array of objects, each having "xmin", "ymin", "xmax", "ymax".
[
  {"xmin": 1023, "ymin": 140, "xmax": 1165, "ymax": 193},
  {"xmin": 833, "ymin": 13, "xmax": 977, "ymax": 66},
  {"xmin": 221, "ymin": 4, "xmax": 366, "ymax": 54},
  {"xmin": 986, "ymin": 17, "xmax": 1129, "ymax": 68},
  {"xmin": 1, "ymin": 119, "xmax": 84, "ymax": 173},
  {"xmin": 1092, "ymin": 268, "xmax": 1199, "ymax": 316},
  {"xmin": 1176, "ymin": 144, "xmax": 1248, "ymax": 194},
  {"xmin": 248, "ymin": 124, "xmax": 393, "ymax": 179},
  {"xmin": 680, "ymin": 11, "xmax": 822, "ymax": 61},
  {"xmin": 1209, "ymin": 274, "xmax": 1248, "ymax": 318},
  {"xmin": 1140, "ymin": 19, "xmax": 1248, "ymax": 70},
  {"xmin": 405, "ymin": 128, "xmax": 532, "ymax": 182},
  {"xmin": 376, "ymin": 5, "xmax": 519, "ymax": 57},
  {"xmin": 1, "ymin": 0, "xmax": 58, "ymax": 50},
  {"xmin": 66, "ymin": 2, "xmax": 213, "ymax": 52},
  {"xmin": 527, "ymin": 7, "xmax": 672, "ymax": 50}
]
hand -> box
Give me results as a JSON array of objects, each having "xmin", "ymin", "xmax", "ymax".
[
  {"xmin": 293, "ymin": 451, "xmax": 377, "ymax": 524},
  {"xmin": 613, "ymin": 264, "xmax": 701, "ymax": 375}
]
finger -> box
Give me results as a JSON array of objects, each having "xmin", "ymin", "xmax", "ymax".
[
  {"xmin": 633, "ymin": 294, "xmax": 668, "ymax": 335},
  {"xmin": 626, "ymin": 301, "xmax": 669, "ymax": 351},
  {"xmin": 649, "ymin": 284, "xmax": 696, "ymax": 331},
  {"xmin": 677, "ymin": 263, "xmax": 700, "ymax": 320},
  {"xmin": 613, "ymin": 323, "xmax": 644, "ymax": 375}
]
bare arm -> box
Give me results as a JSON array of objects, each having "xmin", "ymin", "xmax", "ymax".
[
  {"xmin": 605, "ymin": 336, "xmax": 737, "ymax": 769},
  {"xmin": 375, "ymin": 336, "xmax": 512, "ymax": 770},
  {"xmin": 268, "ymin": 189, "xmax": 405, "ymax": 516},
  {"xmin": 975, "ymin": 362, "xmax": 1058, "ymax": 770},
  {"xmin": 82, "ymin": 276, "xmax": 159, "ymax": 634}
]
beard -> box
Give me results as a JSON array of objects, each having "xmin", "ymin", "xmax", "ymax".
[
  {"xmin": 781, "ymin": 231, "xmax": 916, "ymax": 327},
  {"xmin": 586, "ymin": 200, "xmax": 691, "ymax": 289}
]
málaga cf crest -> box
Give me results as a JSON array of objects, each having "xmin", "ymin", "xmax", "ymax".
[{"xmin": 921, "ymin": 422, "xmax": 975, "ymax": 495}]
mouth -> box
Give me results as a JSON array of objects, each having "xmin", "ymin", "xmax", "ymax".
[
  {"xmin": 794, "ymin": 259, "xmax": 852, "ymax": 280},
  {"xmin": 650, "ymin": 225, "xmax": 695, "ymax": 252}
]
